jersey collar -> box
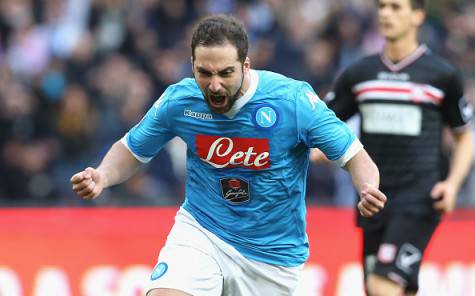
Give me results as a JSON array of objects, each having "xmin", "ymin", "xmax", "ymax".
[
  {"xmin": 223, "ymin": 69, "xmax": 259, "ymax": 119},
  {"xmin": 381, "ymin": 44, "xmax": 428, "ymax": 72}
]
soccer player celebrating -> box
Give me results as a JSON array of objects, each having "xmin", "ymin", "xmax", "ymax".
[
  {"xmin": 318, "ymin": 0, "xmax": 474, "ymax": 295},
  {"xmin": 71, "ymin": 15, "xmax": 387, "ymax": 296}
]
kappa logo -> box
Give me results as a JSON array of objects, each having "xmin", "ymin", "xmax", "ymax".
[
  {"xmin": 459, "ymin": 97, "xmax": 474, "ymax": 122},
  {"xmin": 153, "ymin": 93, "xmax": 166, "ymax": 117},
  {"xmin": 306, "ymin": 92, "xmax": 321, "ymax": 111},
  {"xmin": 196, "ymin": 135, "xmax": 270, "ymax": 170},
  {"xmin": 184, "ymin": 109, "xmax": 213, "ymax": 120},
  {"xmin": 396, "ymin": 243, "xmax": 421, "ymax": 273}
]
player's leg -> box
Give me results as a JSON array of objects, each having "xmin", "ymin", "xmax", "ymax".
[
  {"xmin": 145, "ymin": 209, "xmax": 223, "ymax": 296},
  {"xmin": 218, "ymin": 251, "xmax": 302, "ymax": 296},
  {"xmin": 366, "ymin": 273, "xmax": 403, "ymax": 296},
  {"xmin": 362, "ymin": 224, "xmax": 393, "ymax": 295},
  {"xmin": 367, "ymin": 214, "xmax": 439, "ymax": 295},
  {"xmin": 146, "ymin": 244, "xmax": 222, "ymax": 296},
  {"xmin": 190, "ymin": 213, "xmax": 302, "ymax": 296}
]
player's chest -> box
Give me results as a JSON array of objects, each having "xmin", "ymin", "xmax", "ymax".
[
  {"xmin": 172, "ymin": 104, "xmax": 295, "ymax": 169},
  {"xmin": 353, "ymin": 74, "xmax": 443, "ymax": 136}
]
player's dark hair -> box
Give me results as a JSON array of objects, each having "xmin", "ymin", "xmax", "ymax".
[
  {"xmin": 410, "ymin": 0, "xmax": 426, "ymax": 10},
  {"xmin": 191, "ymin": 14, "xmax": 248, "ymax": 64},
  {"xmin": 375, "ymin": 0, "xmax": 426, "ymax": 11}
]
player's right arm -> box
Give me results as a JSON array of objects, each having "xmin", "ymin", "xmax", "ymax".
[
  {"xmin": 71, "ymin": 88, "xmax": 175, "ymax": 200},
  {"xmin": 70, "ymin": 141, "xmax": 143, "ymax": 199}
]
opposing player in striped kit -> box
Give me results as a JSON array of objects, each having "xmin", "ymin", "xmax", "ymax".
[
  {"xmin": 321, "ymin": 0, "xmax": 474, "ymax": 295},
  {"xmin": 71, "ymin": 14, "xmax": 387, "ymax": 296}
]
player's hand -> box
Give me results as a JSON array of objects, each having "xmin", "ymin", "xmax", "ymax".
[
  {"xmin": 70, "ymin": 167, "xmax": 105, "ymax": 200},
  {"xmin": 431, "ymin": 181, "xmax": 457, "ymax": 214},
  {"xmin": 357, "ymin": 183, "xmax": 387, "ymax": 217}
]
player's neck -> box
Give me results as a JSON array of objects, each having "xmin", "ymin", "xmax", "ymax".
[
  {"xmin": 237, "ymin": 70, "xmax": 251, "ymax": 98},
  {"xmin": 384, "ymin": 34, "xmax": 420, "ymax": 63}
]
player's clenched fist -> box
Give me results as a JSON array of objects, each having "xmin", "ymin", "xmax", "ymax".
[
  {"xmin": 70, "ymin": 167, "xmax": 104, "ymax": 199},
  {"xmin": 357, "ymin": 183, "xmax": 387, "ymax": 217}
]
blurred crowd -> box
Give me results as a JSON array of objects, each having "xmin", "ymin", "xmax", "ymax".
[{"xmin": 0, "ymin": 0, "xmax": 474, "ymax": 207}]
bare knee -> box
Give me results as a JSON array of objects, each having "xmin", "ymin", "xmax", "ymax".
[
  {"xmin": 366, "ymin": 274, "xmax": 404, "ymax": 296},
  {"xmin": 147, "ymin": 288, "xmax": 193, "ymax": 296}
]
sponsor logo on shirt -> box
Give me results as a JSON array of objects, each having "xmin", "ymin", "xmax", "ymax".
[
  {"xmin": 377, "ymin": 71, "xmax": 410, "ymax": 81},
  {"xmin": 220, "ymin": 177, "xmax": 250, "ymax": 204},
  {"xmin": 184, "ymin": 109, "xmax": 213, "ymax": 120},
  {"xmin": 196, "ymin": 135, "xmax": 270, "ymax": 169}
]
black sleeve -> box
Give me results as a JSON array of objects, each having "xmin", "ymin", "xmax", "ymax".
[
  {"xmin": 440, "ymin": 68, "xmax": 474, "ymax": 129},
  {"xmin": 325, "ymin": 67, "xmax": 359, "ymax": 121}
]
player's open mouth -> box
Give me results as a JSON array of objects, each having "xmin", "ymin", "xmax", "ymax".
[{"xmin": 209, "ymin": 94, "xmax": 227, "ymax": 108}]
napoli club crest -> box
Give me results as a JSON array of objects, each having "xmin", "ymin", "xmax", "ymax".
[
  {"xmin": 253, "ymin": 105, "xmax": 278, "ymax": 129},
  {"xmin": 220, "ymin": 178, "xmax": 250, "ymax": 204},
  {"xmin": 150, "ymin": 262, "xmax": 168, "ymax": 280}
]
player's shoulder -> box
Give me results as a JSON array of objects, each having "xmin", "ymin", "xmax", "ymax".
[
  {"xmin": 255, "ymin": 70, "xmax": 310, "ymax": 101},
  {"xmin": 163, "ymin": 77, "xmax": 203, "ymax": 102},
  {"xmin": 345, "ymin": 54, "xmax": 381, "ymax": 73},
  {"xmin": 422, "ymin": 49, "xmax": 458, "ymax": 76}
]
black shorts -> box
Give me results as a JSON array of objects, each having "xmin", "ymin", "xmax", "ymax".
[{"xmin": 362, "ymin": 213, "xmax": 439, "ymax": 293}]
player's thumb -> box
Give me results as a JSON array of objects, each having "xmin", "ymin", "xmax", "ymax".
[{"xmin": 430, "ymin": 182, "xmax": 444, "ymax": 200}]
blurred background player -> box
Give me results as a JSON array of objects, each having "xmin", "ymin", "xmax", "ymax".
[
  {"xmin": 71, "ymin": 14, "xmax": 387, "ymax": 296},
  {"xmin": 312, "ymin": 0, "xmax": 474, "ymax": 295}
]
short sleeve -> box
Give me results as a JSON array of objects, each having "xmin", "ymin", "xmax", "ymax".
[
  {"xmin": 121, "ymin": 90, "xmax": 175, "ymax": 163},
  {"xmin": 297, "ymin": 82, "xmax": 362, "ymax": 166},
  {"xmin": 440, "ymin": 69, "xmax": 474, "ymax": 131},
  {"xmin": 325, "ymin": 67, "xmax": 359, "ymax": 121}
]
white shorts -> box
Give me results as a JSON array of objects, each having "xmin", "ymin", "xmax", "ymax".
[{"xmin": 146, "ymin": 208, "xmax": 303, "ymax": 296}]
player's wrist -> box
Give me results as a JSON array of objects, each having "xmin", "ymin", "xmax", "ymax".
[
  {"xmin": 95, "ymin": 168, "xmax": 110, "ymax": 189},
  {"xmin": 444, "ymin": 177, "xmax": 462, "ymax": 192}
]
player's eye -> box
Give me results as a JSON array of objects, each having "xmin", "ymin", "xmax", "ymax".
[
  {"xmin": 220, "ymin": 71, "xmax": 233, "ymax": 78},
  {"xmin": 390, "ymin": 3, "xmax": 400, "ymax": 10},
  {"xmin": 198, "ymin": 70, "xmax": 212, "ymax": 77}
]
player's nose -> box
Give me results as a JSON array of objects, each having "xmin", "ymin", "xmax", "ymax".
[{"xmin": 208, "ymin": 76, "xmax": 222, "ymax": 93}]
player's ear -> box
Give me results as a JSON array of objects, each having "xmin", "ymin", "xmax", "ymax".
[
  {"xmin": 190, "ymin": 56, "xmax": 194, "ymax": 71},
  {"xmin": 412, "ymin": 9, "xmax": 425, "ymax": 27},
  {"xmin": 243, "ymin": 57, "xmax": 251, "ymax": 74}
]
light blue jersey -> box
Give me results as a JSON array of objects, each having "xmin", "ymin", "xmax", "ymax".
[{"xmin": 122, "ymin": 70, "xmax": 361, "ymax": 267}]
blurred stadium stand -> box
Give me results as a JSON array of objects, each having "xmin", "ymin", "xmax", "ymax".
[{"xmin": 0, "ymin": 0, "xmax": 474, "ymax": 207}]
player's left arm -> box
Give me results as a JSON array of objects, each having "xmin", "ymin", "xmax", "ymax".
[
  {"xmin": 296, "ymin": 82, "xmax": 386, "ymax": 217},
  {"xmin": 432, "ymin": 129, "xmax": 473, "ymax": 213},
  {"xmin": 434, "ymin": 68, "xmax": 475, "ymax": 213},
  {"xmin": 344, "ymin": 149, "xmax": 387, "ymax": 217}
]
